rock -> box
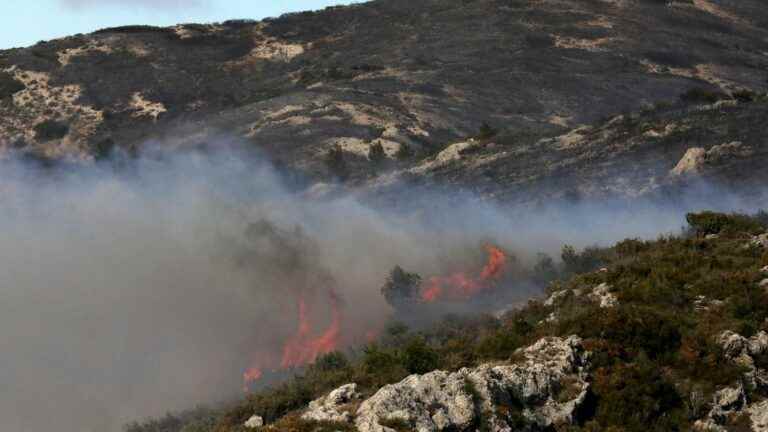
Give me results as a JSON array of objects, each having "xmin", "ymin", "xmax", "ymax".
[
  {"xmin": 544, "ymin": 289, "xmax": 570, "ymax": 307},
  {"xmin": 705, "ymin": 234, "xmax": 720, "ymax": 240},
  {"xmin": 671, "ymin": 142, "xmax": 753, "ymax": 177},
  {"xmin": 244, "ymin": 415, "xmax": 264, "ymax": 429},
  {"xmin": 302, "ymin": 383, "xmax": 360, "ymax": 423},
  {"xmin": 671, "ymin": 147, "xmax": 706, "ymax": 176},
  {"xmin": 761, "ymin": 265, "xmax": 768, "ymax": 274},
  {"xmin": 694, "ymin": 385, "xmax": 747, "ymax": 431},
  {"xmin": 760, "ymin": 278, "xmax": 768, "ymax": 291},
  {"xmin": 719, "ymin": 330, "xmax": 768, "ymax": 390},
  {"xmin": 694, "ymin": 295, "xmax": 724, "ymax": 312},
  {"xmin": 589, "ymin": 283, "xmax": 618, "ymax": 308},
  {"xmin": 355, "ymin": 336, "xmax": 590, "ymax": 432},
  {"xmin": 749, "ymin": 400, "xmax": 768, "ymax": 432},
  {"xmin": 751, "ymin": 234, "xmax": 768, "ymax": 248}
]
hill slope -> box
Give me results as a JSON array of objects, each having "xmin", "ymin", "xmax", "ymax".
[{"xmin": 1, "ymin": 0, "xmax": 768, "ymax": 203}]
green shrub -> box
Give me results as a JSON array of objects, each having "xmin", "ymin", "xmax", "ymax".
[
  {"xmin": 401, "ymin": 337, "xmax": 439, "ymax": 374},
  {"xmin": 381, "ymin": 266, "xmax": 422, "ymax": 308},
  {"xmin": 686, "ymin": 211, "xmax": 765, "ymax": 236}
]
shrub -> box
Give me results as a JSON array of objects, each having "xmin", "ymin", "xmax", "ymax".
[
  {"xmin": 477, "ymin": 122, "xmax": 498, "ymax": 140},
  {"xmin": 368, "ymin": 141, "xmax": 386, "ymax": 165},
  {"xmin": 686, "ymin": 211, "xmax": 765, "ymax": 236},
  {"xmin": 34, "ymin": 119, "xmax": 69, "ymax": 141},
  {"xmin": 401, "ymin": 337, "xmax": 439, "ymax": 374},
  {"xmin": 679, "ymin": 87, "xmax": 727, "ymax": 105},
  {"xmin": 0, "ymin": 72, "xmax": 24, "ymax": 99},
  {"xmin": 561, "ymin": 245, "xmax": 610, "ymax": 276},
  {"xmin": 381, "ymin": 266, "xmax": 422, "ymax": 308},
  {"xmin": 324, "ymin": 143, "xmax": 349, "ymax": 180}
]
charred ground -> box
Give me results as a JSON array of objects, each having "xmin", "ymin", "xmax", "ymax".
[{"xmin": 1, "ymin": 0, "xmax": 768, "ymax": 204}]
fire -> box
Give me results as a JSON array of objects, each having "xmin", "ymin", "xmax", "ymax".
[
  {"xmin": 421, "ymin": 244, "xmax": 508, "ymax": 302},
  {"xmin": 281, "ymin": 290, "xmax": 342, "ymax": 368},
  {"xmin": 243, "ymin": 289, "xmax": 342, "ymax": 391}
]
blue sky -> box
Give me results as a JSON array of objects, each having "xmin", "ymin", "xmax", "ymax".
[{"xmin": 0, "ymin": 1, "xmax": 359, "ymax": 49}]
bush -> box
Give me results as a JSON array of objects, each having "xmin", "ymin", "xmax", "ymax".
[
  {"xmin": 0, "ymin": 72, "xmax": 24, "ymax": 99},
  {"xmin": 686, "ymin": 211, "xmax": 765, "ymax": 236},
  {"xmin": 381, "ymin": 266, "xmax": 422, "ymax": 308},
  {"xmin": 368, "ymin": 141, "xmax": 386, "ymax": 165},
  {"xmin": 679, "ymin": 87, "xmax": 727, "ymax": 105},
  {"xmin": 401, "ymin": 337, "xmax": 439, "ymax": 374},
  {"xmin": 34, "ymin": 119, "xmax": 69, "ymax": 141},
  {"xmin": 324, "ymin": 144, "xmax": 349, "ymax": 180}
]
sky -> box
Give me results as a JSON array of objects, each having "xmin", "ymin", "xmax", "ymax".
[{"xmin": 0, "ymin": 0, "xmax": 359, "ymax": 49}]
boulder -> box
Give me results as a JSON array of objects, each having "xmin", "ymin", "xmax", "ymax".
[
  {"xmin": 694, "ymin": 385, "xmax": 747, "ymax": 431},
  {"xmin": 244, "ymin": 415, "xmax": 264, "ymax": 429},
  {"xmin": 671, "ymin": 147, "xmax": 706, "ymax": 176},
  {"xmin": 302, "ymin": 383, "xmax": 361, "ymax": 423},
  {"xmin": 719, "ymin": 330, "xmax": 768, "ymax": 389},
  {"xmin": 589, "ymin": 283, "xmax": 618, "ymax": 308},
  {"xmin": 355, "ymin": 336, "xmax": 590, "ymax": 432},
  {"xmin": 749, "ymin": 400, "xmax": 768, "ymax": 432}
]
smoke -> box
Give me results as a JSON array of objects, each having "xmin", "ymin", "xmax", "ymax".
[
  {"xmin": 58, "ymin": 0, "xmax": 207, "ymax": 11},
  {"xmin": 0, "ymin": 146, "xmax": 764, "ymax": 432}
]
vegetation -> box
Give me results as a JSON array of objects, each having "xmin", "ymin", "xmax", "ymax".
[
  {"xmin": 33, "ymin": 119, "xmax": 69, "ymax": 141},
  {"xmin": 324, "ymin": 144, "xmax": 349, "ymax": 181},
  {"xmin": 0, "ymin": 71, "xmax": 24, "ymax": 99},
  {"xmin": 126, "ymin": 211, "xmax": 768, "ymax": 432}
]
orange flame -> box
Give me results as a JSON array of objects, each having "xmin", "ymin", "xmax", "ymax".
[
  {"xmin": 421, "ymin": 245, "xmax": 508, "ymax": 302},
  {"xmin": 243, "ymin": 289, "xmax": 342, "ymax": 391},
  {"xmin": 281, "ymin": 291, "xmax": 342, "ymax": 368}
]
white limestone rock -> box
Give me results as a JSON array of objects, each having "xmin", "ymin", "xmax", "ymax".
[
  {"xmin": 302, "ymin": 383, "xmax": 361, "ymax": 423},
  {"xmin": 355, "ymin": 336, "xmax": 590, "ymax": 432}
]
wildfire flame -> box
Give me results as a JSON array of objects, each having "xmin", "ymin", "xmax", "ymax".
[
  {"xmin": 243, "ymin": 289, "xmax": 342, "ymax": 391},
  {"xmin": 421, "ymin": 244, "xmax": 508, "ymax": 302}
]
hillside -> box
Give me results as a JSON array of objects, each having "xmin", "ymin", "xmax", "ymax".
[
  {"xmin": 125, "ymin": 211, "xmax": 768, "ymax": 431},
  {"xmin": 1, "ymin": 0, "xmax": 768, "ymax": 203}
]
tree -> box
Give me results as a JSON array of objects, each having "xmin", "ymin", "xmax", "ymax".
[
  {"xmin": 368, "ymin": 141, "xmax": 387, "ymax": 166},
  {"xmin": 381, "ymin": 266, "xmax": 422, "ymax": 308},
  {"xmin": 325, "ymin": 143, "xmax": 349, "ymax": 180}
]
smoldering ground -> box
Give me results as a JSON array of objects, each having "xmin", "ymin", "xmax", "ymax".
[{"xmin": 0, "ymin": 148, "xmax": 765, "ymax": 432}]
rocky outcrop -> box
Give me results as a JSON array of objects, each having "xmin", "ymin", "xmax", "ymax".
[
  {"xmin": 244, "ymin": 415, "xmax": 264, "ymax": 429},
  {"xmin": 589, "ymin": 283, "xmax": 618, "ymax": 308},
  {"xmin": 694, "ymin": 385, "xmax": 747, "ymax": 431},
  {"xmin": 302, "ymin": 383, "xmax": 361, "ymax": 423},
  {"xmin": 751, "ymin": 234, "xmax": 768, "ymax": 249},
  {"xmin": 671, "ymin": 142, "xmax": 754, "ymax": 177},
  {"xmin": 355, "ymin": 336, "xmax": 590, "ymax": 432},
  {"xmin": 749, "ymin": 400, "xmax": 768, "ymax": 432}
]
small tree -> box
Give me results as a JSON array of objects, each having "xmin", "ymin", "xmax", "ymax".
[
  {"xmin": 325, "ymin": 143, "xmax": 349, "ymax": 180},
  {"xmin": 477, "ymin": 122, "xmax": 498, "ymax": 140},
  {"xmin": 381, "ymin": 266, "xmax": 422, "ymax": 308},
  {"xmin": 368, "ymin": 141, "xmax": 387, "ymax": 166}
]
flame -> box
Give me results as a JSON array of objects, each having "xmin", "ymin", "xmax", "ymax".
[
  {"xmin": 243, "ymin": 289, "xmax": 342, "ymax": 391},
  {"xmin": 281, "ymin": 290, "xmax": 342, "ymax": 368},
  {"xmin": 421, "ymin": 244, "xmax": 508, "ymax": 302},
  {"xmin": 242, "ymin": 367, "xmax": 263, "ymax": 392}
]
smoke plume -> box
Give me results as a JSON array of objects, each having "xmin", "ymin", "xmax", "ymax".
[{"xmin": 0, "ymin": 146, "xmax": 764, "ymax": 432}]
